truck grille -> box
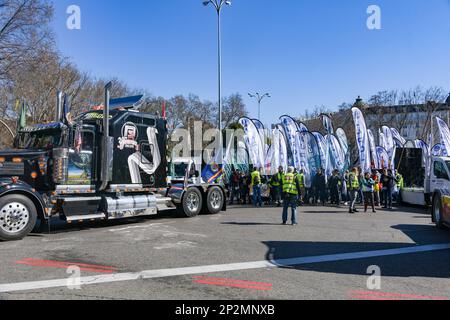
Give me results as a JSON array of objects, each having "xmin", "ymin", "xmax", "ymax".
[{"xmin": 0, "ymin": 162, "xmax": 25, "ymax": 176}]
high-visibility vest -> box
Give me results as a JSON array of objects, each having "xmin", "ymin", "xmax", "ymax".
[
  {"xmin": 251, "ymin": 171, "xmax": 261, "ymax": 186},
  {"xmin": 283, "ymin": 173, "xmax": 298, "ymax": 195},
  {"xmin": 271, "ymin": 173, "xmax": 283, "ymax": 187},
  {"xmin": 349, "ymin": 173, "xmax": 359, "ymax": 190},
  {"xmin": 297, "ymin": 173, "xmax": 305, "ymax": 188},
  {"xmin": 345, "ymin": 174, "xmax": 350, "ymax": 188},
  {"xmin": 396, "ymin": 174, "xmax": 404, "ymax": 189}
]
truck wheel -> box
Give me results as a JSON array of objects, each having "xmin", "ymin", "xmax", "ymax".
[
  {"xmin": 0, "ymin": 194, "xmax": 37, "ymax": 241},
  {"xmin": 206, "ymin": 187, "xmax": 224, "ymax": 215},
  {"xmin": 432, "ymin": 196, "xmax": 445, "ymax": 229},
  {"xmin": 182, "ymin": 188, "xmax": 203, "ymax": 218}
]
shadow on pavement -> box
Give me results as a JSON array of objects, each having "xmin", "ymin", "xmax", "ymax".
[
  {"xmin": 263, "ymin": 224, "xmax": 450, "ymax": 278},
  {"xmin": 29, "ymin": 209, "xmax": 183, "ymax": 236},
  {"xmin": 222, "ymin": 222, "xmax": 283, "ymax": 226}
]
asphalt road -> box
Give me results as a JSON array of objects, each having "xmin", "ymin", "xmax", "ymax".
[{"xmin": 1, "ymin": 203, "xmax": 450, "ymax": 300}]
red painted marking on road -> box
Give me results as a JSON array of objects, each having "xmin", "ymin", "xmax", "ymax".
[
  {"xmin": 349, "ymin": 290, "xmax": 448, "ymax": 301},
  {"xmin": 193, "ymin": 276, "xmax": 272, "ymax": 291},
  {"xmin": 15, "ymin": 258, "xmax": 117, "ymax": 274}
]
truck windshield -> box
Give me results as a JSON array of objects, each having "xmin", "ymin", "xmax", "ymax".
[
  {"xmin": 446, "ymin": 162, "xmax": 450, "ymax": 173},
  {"xmin": 173, "ymin": 163, "xmax": 188, "ymax": 178},
  {"xmin": 16, "ymin": 131, "xmax": 63, "ymax": 150}
]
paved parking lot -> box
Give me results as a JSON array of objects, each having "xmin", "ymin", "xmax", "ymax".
[{"xmin": 1, "ymin": 204, "xmax": 450, "ymax": 300}]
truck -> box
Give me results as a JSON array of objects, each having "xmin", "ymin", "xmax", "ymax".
[
  {"xmin": 0, "ymin": 83, "xmax": 226, "ymax": 241},
  {"xmin": 395, "ymin": 148, "xmax": 450, "ymax": 228}
]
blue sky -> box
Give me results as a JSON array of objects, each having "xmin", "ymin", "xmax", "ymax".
[{"xmin": 52, "ymin": 0, "xmax": 450, "ymax": 126}]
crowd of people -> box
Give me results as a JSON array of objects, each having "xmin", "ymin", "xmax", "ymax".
[{"xmin": 225, "ymin": 166, "xmax": 404, "ymax": 224}]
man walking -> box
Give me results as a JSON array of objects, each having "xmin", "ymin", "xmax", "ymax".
[
  {"xmin": 313, "ymin": 169, "xmax": 326, "ymax": 206},
  {"xmin": 348, "ymin": 167, "xmax": 360, "ymax": 213},
  {"xmin": 297, "ymin": 169, "xmax": 306, "ymax": 205},
  {"xmin": 328, "ymin": 170, "xmax": 341, "ymax": 206},
  {"xmin": 381, "ymin": 169, "xmax": 397, "ymax": 210},
  {"xmin": 270, "ymin": 166, "xmax": 284, "ymax": 207},
  {"xmin": 282, "ymin": 166, "xmax": 300, "ymax": 226},
  {"xmin": 251, "ymin": 167, "xmax": 263, "ymax": 207}
]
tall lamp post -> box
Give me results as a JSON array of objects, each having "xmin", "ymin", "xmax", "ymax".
[
  {"xmin": 203, "ymin": 0, "xmax": 231, "ymax": 131},
  {"xmin": 248, "ymin": 92, "xmax": 271, "ymax": 121}
]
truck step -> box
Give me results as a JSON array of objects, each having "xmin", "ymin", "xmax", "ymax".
[{"xmin": 66, "ymin": 213, "xmax": 106, "ymax": 222}]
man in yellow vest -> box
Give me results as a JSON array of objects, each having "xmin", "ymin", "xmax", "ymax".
[
  {"xmin": 251, "ymin": 167, "xmax": 263, "ymax": 207},
  {"xmin": 282, "ymin": 166, "xmax": 300, "ymax": 226},
  {"xmin": 296, "ymin": 169, "xmax": 306, "ymax": 204},
  {"xmin": 270, "ymin": 166, "xmax": 284, "ymax": 207},
  {"xmin": 348, "ymin": 167, "xmax": 360, "ymax": 214}
]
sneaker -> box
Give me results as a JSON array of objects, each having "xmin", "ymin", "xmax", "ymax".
[
  {"xmin": 282, "ymin": 222, "xmax": 287, "ymax": 225},
  {"xmin": 292, "ymin": 223, "xmax": 298, "ymax": 226}
]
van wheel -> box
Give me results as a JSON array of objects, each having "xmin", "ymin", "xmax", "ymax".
[
  {"xmin": 432, "ymin": 196, "xmax": 445, "ymax": 229},
  {"xmin": 182, "ymin": 188, "xmax": 203, "ymax": 218},
  {"xmin": 206, "ymin": 187, "xmax": 224, "ymax": 215},
  {"xmin": 0, "ymin": 194, "xmax": 37, "ymax": 241}
]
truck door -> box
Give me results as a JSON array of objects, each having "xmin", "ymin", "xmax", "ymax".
[
  {"xmin": 431, "ymin": 160, "xmax": 450, "ymax": 192},
  {"xmin": 67, "ymin": 129, "xmax": 95, "ymax": 186}
]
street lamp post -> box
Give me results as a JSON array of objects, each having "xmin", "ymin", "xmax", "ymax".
[
  {"xmin": 248, "ymin": 92, "xmax": 271, "ymax": 121},
  {"xmin": 203, "ymin": 0, "xmax": 231, "ymax": 131}
]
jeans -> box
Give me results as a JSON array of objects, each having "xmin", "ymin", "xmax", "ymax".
[
  {"xmin": 363, "ymin": 192, "xmax": 375, "ymax": 212},
  {"xmin": 240, "ymin": 188, "xmax": 249, "ymax": 204},
  {"xmin": 330, "ymin": 188, "xmax": 340, "ymax": 205},
  {"xmin": 271, "ymin": 186, "xmax": 282, "ymax": 205},
  {"xmin": 253, "ymin": 185, "xmax": 262, "ymax": 207},
  {"xmin": 383, "ymin": 189, "xmax": 393, "ymax": 208},
  {"xmin": 283, "ymin": 194, "xmax": 298, "ymax": 224},
  {"xmin": 229, "ymin": 186, "xmax": 240, "ymax": 205},
  {"xmin": 349, "ymin": 190, "xmax": 358, "ymax": 211}
]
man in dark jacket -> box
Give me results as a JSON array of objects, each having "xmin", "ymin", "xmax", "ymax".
[
  {"xmin": 313, "ymin": 169, "xmax": 327, "ymax": 206},
  {"xmin": 381, "ymin": 169, "xmax": 398, "ymax": 210},
  {"xmin": 328, "ymin": 170, "xmax": 341, "ymax": 206}
]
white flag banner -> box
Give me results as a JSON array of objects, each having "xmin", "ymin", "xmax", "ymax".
[
  {"xmin": 336, "ymin": 128, "xmax": 350, "ymax": 170},
  {"xmin": 280, "ymin": 116, "xmax": 300, "ymax": 169},
  {"xmin": 271, "ymin": 129, "xmax": 280, "ymax": 174},
  {"xmin": 379, "ymin": 130, "xmax": 387, "ymax": 150},
  {"xmin": 278, "ymin": 127, "xmax": 288, "ymax": 172},
  {"xmin": 253, "ymin": 119, "xmax": 268, "ymax": 157},
  {"xmin": 299, "ymin": 131, "xmax": 322, "ymax": 188},
  {"xmin": 296, "ymin": 131, "xmax": 310, "ymax": 182},
  {"xmin": 327, "ymin": 134, "xmax": 346, "ymax": 174},
  {"xmin": 436, "ymin": 117, "xmax": 450, "ymax": 155},
  {"xmin": 415, "ymin": 139, "xmax": 429, "ymax": 168},
  {"xmin": 321, "ymin": 114, "xmax": 335, "ymax": 135},
  {"xmin": 367, "ymin": 129, "xmax": 379, "ymax": 169},
  {"xmin": 376, "ymin": 147, "xmax": 390, "ymax": 169},
  {"xmin": 312, "ymin": 132, "xmax": 328, "ymax": 176},
  {"xmin": 382, "ymin": 126, "xmax": 396, "ymax": 171},
  {"xmin": 239, "ymin": 117, "xmax": 265, "ymax": 169},
  {"xmin": 391, "ymin": 128, "xmax": 406, "ymax": 147},
  {"xmin": 298, "ymin": 122, "xmax": 309, "ymax": 133},
  {"xmin": 352, "ymin": 107, "xmax": 371, "ymax": 173}
]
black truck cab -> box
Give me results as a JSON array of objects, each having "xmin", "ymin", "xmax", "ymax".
[{"xmin": 0, "ymin": 87, "xmax": 225, "ymax": 241}]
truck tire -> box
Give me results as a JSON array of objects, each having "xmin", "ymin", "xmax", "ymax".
[
  {"xmin": 432, "ymin": 195, "xmax": 445, "ymax": 229},
  {"xmin": 181, "ymin": 188, "xmax": 203, "ymax": 218},
  {"xmin": 0, "ymin": 194, "xmax": 37, "ymax": 241},
  {"xmin": 206, "ymin": 187, "xmax": 224, "ymax": 215}
]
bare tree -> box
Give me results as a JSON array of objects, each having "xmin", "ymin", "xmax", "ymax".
[{"xmin": 0, "ymin": 0, "xmax": 53, "ymax": 81}]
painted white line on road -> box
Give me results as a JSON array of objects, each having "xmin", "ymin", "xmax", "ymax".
[{"xmin": 1, "ymin": 243, "xmax": 450, "ymax": 293}]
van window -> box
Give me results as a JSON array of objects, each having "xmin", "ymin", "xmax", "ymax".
[{"xmin": 434, "ymin": 161, "xmax": 449, "ymax": 180}]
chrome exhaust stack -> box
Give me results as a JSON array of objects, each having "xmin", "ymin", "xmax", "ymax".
[
  {"xmin": 99, "ymin": 82, "xmax": 113, "ymax": 191},
  {"xmin": 56, "ymin": 91, "xmax": 63, "ymax": 123}
]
